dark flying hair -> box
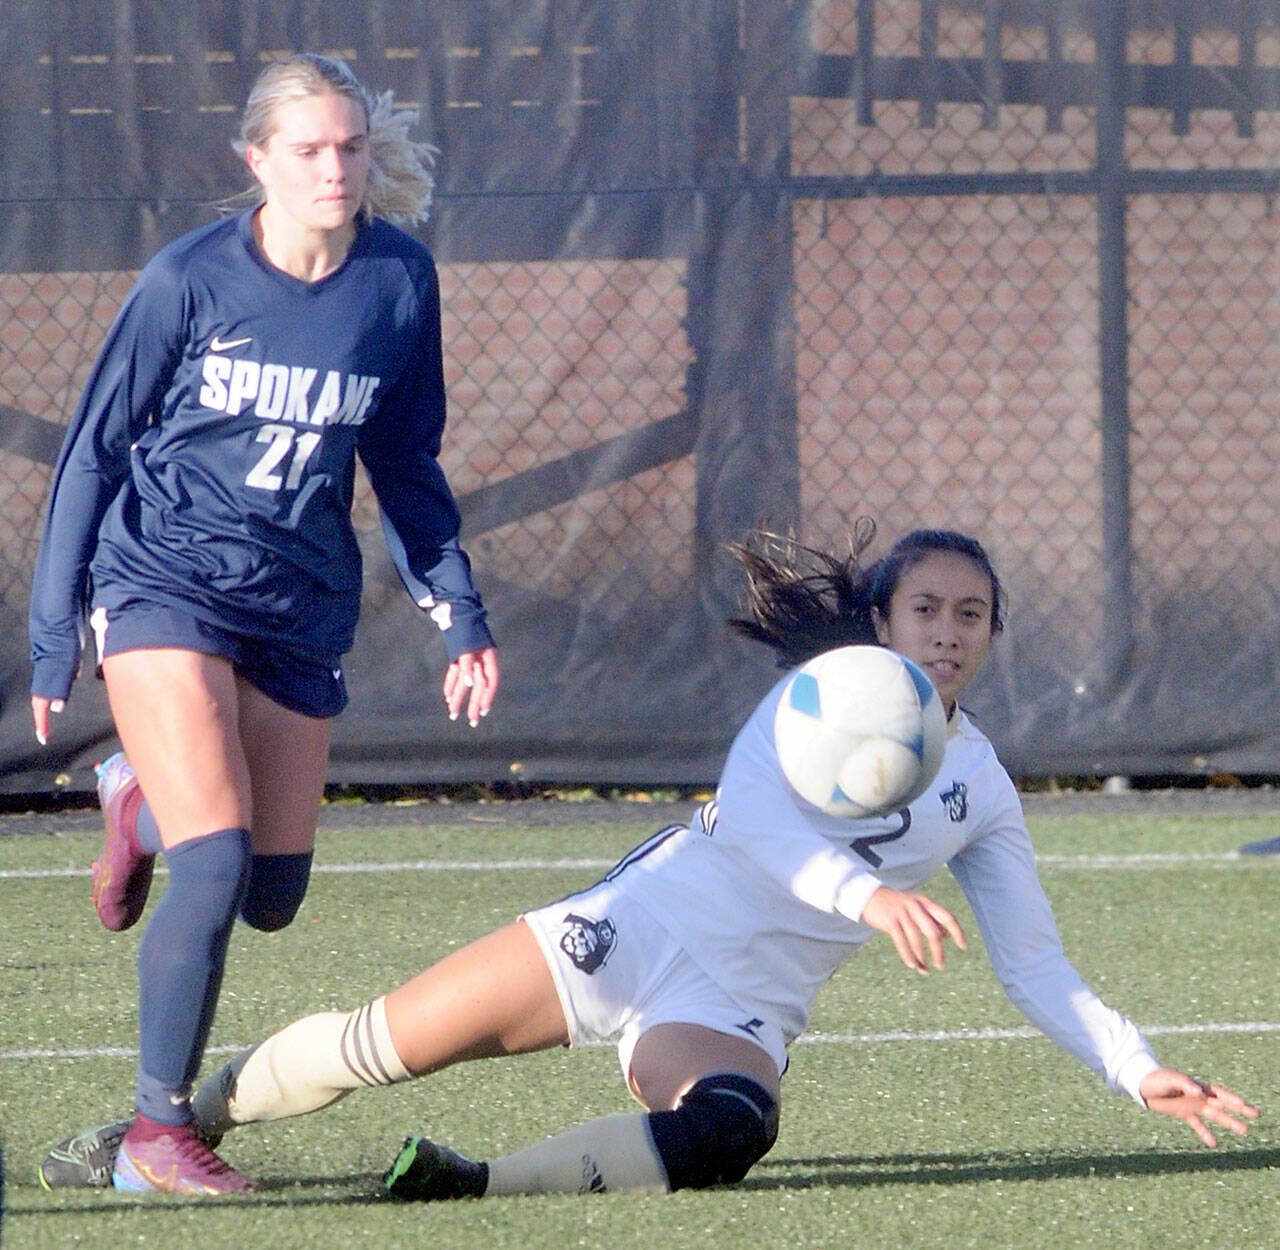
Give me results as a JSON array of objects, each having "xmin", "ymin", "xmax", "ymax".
[{"xmin": 728, "ymin": 520, "xmax": 1004, "ymax": 668}]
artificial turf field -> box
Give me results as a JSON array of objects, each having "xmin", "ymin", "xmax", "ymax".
[{"xmin": 2, "ymin": 793, "xmax": 1279, "ymax": 1249}]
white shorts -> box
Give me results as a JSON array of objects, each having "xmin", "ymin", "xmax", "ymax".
[{"xmin": 522, "ymin": 870, "xmax": 789, "ymax": 1085}]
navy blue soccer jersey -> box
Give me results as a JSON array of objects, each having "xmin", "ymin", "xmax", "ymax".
[{"xmin": 29, "ymin": 209, "xmax": 493, "ymax": 702}]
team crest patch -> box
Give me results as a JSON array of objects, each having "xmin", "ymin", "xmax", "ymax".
[
  {"xmin": 559, "ymin": 913, "xmax": 617, "ymax": 974},
  {"xmin": 940, "ymin": 781, "xmax": 968, "ymax": 822}
]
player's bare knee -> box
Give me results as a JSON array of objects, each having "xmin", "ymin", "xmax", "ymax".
[{"xmin": 646, "ymin": 1072, "xmax": 779, "ymax": 1190}]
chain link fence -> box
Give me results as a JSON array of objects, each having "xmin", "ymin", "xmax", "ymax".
[{"xmin": 3, "ymin": 0, "xmax": 1280, "ymax": 792}]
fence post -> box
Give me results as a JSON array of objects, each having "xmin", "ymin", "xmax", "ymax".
[
  {"xmin": 687, "ymin": 0, "xmax": 801, "ymax": 703},
  {"xmin": 1095, "ymin": 0, "xmax": 1135, "ymax": 699}
]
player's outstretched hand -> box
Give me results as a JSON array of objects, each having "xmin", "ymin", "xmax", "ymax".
[
  {"xmin": 444, "ymin": 645, "xmax": 500, "ymax": 727},
  {"xmin": 1139, "ymin": 1068, "xmax": 1259, "ymax": 1147},
  {"xmin": 861, "ymin": 885, "xmax": 967, "ymax": 975}
]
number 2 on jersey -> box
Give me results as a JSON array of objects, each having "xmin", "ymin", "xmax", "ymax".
[{"xmin": 850, "ymin": 809, "xmax": 911, "ymax": 868}]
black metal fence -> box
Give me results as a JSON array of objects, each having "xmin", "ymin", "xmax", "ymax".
[{"xmin": 3, "ymin": 0, "xmax": 1280, "ymax": 795}]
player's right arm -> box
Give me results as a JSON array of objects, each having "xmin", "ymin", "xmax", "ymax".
[
  {"xmin": 28, "ymin": 255, "xmax": 187, "ymax": 723},
  {"xmin": 860, "ymin": 885, "xmax": 966, "ymax": 975},
  {"xmin": 710, "ymin": 685, "xmax": 897, "ymax": 922}
]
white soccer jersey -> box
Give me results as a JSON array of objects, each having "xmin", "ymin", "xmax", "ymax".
[{"xmin": 616, "ymin": 672, "xmax": 1160, "ymax": 1104}]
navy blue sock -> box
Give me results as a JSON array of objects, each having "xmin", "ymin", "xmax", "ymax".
[
  {"xmin": 239, "ymin": 851, "xmax": 314, "ymax": 931},
  {"xmin": 135, "ymin": 828, "xmax": 251, "ymax": 1125}
]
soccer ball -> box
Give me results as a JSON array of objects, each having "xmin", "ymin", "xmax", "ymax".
[{"xmin": 773, "ymin": 645, "xmax": 947, "ymax": 818}]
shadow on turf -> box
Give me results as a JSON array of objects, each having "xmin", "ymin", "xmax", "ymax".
[
  {"xmin": 19, "ymin": 1149, "xmax": 1280, "ymax": 1213},
  {"xmin": 20, "ymin": 1174, "xmax": 388, "ymax": 1215},
  {"xmin": 748, "ymin": 1144, "xmax": 1280, "ymax": 1189}
]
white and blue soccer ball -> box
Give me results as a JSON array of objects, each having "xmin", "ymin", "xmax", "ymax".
[{"xmin": 773, "ymin": 645, "xmax": 947, "ymax": 818}]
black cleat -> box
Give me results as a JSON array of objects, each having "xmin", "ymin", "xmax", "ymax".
[
  {"xmin": 39, "ymin": 1115, "xmax": 224, "ymax": 1189},
  {"xmin": 383, "ymin": 1135, "xmax": 489, "ymax": 1201},
  {"xmin": 38, "ymin": 1120, "xmax": 130, "ymax": 1189}
]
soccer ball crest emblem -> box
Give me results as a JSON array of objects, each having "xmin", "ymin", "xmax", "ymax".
[{"xmin": 773, "ymin": 645, "xmax": 947, "ymax": 818}]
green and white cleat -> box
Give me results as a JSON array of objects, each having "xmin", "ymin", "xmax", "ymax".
[{"xmin": 383, "ymin": 1135, "xmax": 489, "ymax": 1201}]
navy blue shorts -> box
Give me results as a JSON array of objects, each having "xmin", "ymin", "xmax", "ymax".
[{"xmin": 89, "ymin": 599, "xmax": 347, "ymax": 719}]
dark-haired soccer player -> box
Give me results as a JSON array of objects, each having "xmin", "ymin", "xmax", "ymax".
[{"xmin": 43, "ymin": 527, "xmax": 1256, "ymax": 1198}]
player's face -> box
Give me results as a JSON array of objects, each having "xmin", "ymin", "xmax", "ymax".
[
  {"xmin": 247, "ymin": 91, "xmax": 371, "ymax": 236},
  {"xmin": 872, "ymin": 550, "xmax": 996, "ymax": 713}
]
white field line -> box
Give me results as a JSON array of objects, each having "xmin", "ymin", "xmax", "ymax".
[
  {"xmin": 5, "ymin": 852, "xmax": 1278, "ymax": 1061},
  {"xmin": 800, "ymin": 1021, "xmax": 1280, "ymax": 1045},
  {"xmin": 0, "ymin": 857, "xmax": 618, "ymax": 880},
  {"xmin": 7, "ymin": 1021, "xmax": 1280, "ymax": 1064},
  {"xmin": 2, "ymin": 849, "xmax": 1277, "ymax": 882},
  {"xmin": 1034, "ymin": 852, "xmax": 1270, "ymax": 867},
  {"xmin": 5, "ymin": 859, "xmax": 1274, "ymax": 1064}
]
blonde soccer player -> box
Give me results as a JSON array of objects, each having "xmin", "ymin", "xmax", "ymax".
[{"xmin": 31, "ymin": 54, "xmax": 496, "ymax": 1195}]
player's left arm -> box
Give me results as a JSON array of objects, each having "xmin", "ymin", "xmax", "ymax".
[
  {"xmin": 443, "ymin": 645, "xmax": 499, "ymax": 727},
  {"xmin": 357, "ymin": 330, "xmax": 497, "ymax": 717},
  {"xmin": 948, "ymin": 818, "xmax": 1158, "ymax": 1099},
  {"xmin": 950, "ymin": 819, "xmax": 1261, "ymax": 1139},
  {"xmin": 1138, "ymin": 1069, "xmax": 1259, "ymax": 1147}
]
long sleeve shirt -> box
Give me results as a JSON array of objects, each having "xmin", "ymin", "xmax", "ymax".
[
  {"xmin": 30, "ymin": 209, "xmax": 491, "ymax": 701},
  {"xmin": 618, "ymin": 672, "xmax": 1159, "ymax": 1104}
]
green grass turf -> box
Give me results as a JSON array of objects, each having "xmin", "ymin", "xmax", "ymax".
[{"xmin": 3, "ymin": 809, "xmax": 1278, "ymax": 1248}]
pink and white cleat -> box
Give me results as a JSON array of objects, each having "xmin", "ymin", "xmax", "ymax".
[
  {"xmin": 91, "ymin": 752, "xmax": 154, "ymax": 931},
  {"xmin": 112, "ymin": 1118, "xmax": 256, "ymax": 1195}
]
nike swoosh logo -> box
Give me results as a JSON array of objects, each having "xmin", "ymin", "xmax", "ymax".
[{"xmin": 209, "ymin": 335, "xmax": 252, "ymax": 352}]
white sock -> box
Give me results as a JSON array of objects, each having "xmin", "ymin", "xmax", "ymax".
[
  {"xmin": 484, "ymin": 1113, "xmax": 669, "ymax": 1196},
  {"xmin": 194, "ymin": 996, "xmax": 411, "ymax": 1135}
]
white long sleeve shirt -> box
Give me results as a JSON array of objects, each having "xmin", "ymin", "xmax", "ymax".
[{"xmin": 620, "ymin": 672, "xmax": 1159, "ymax": 1104}]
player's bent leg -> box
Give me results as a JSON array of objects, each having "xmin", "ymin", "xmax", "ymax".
[
  {"xmin": 627, "ymin": 1020, "xmax": 782, "ymax": 1112},
  {"xmin": 385, "ymin": 1111, "xmax": 665, "ymax": 1201},
  {"xmin": 385, "ymin": 953, "xmax": 783, "ymax": 1200},
  {"xmin": 383, "ymin": 920, "xmax": 571, "ymax": 1073},
  {"xmin": 231, "ymin": 679, "xmax": 328, "ymax": 928},
  {"xmin": 628, "ymin": 1023, "xmax": 782, "ymax": 1189},
  {"xmin": 384, "ymin": 1070, "xmax": 779, "ymax": 1200},
  {"xmin": 191, "ymin": 995, "xmax": 411, "ymax": 1137},
  {"xmin": 647, "ymin": 1072, "xmax": 779, "ymax": 1189},
  {"xmin": 236, "ymin": 675, "xmax": 330, "ymax": 858}
]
